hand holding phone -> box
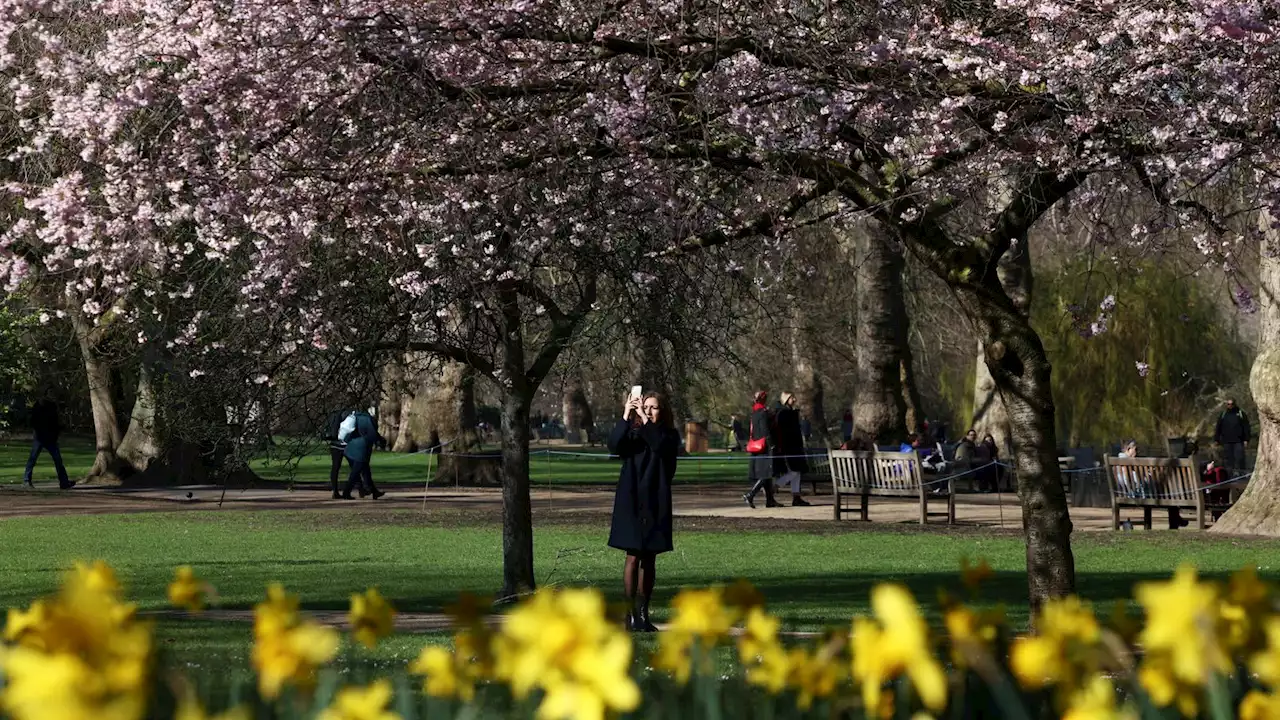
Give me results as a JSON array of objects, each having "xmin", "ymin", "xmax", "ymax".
[{"xmin": 623, "ymin": 386, "xmax": 642, "ymax": 420}]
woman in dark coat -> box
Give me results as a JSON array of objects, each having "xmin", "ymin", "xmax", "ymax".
[
  {"xmin": 743, "ymin": 390, "xmax": 781, "ymax": 509},
  {"xmin": 976, "ymin": 433, "xmax": 1000, "ymax": 492},
  {"xmin": 608, "ymin": 391, "xmax": 679, "ymax": 632},
  {"xmin": 772, "ymin": 392, "xmax": 811, "ymax": 506}
]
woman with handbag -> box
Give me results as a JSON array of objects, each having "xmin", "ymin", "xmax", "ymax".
[
  {"xmin": 743, "ymin": 390, "xmax": 781, "ymax": 508},
  {"xmin": 608, "ymin": 391, "xmax": 679, "ymax": 632}
]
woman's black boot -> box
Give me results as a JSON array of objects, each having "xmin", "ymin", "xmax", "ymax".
[{"xmin": 637, "ymin": 600, "xmax": 658, "ymax": 632}]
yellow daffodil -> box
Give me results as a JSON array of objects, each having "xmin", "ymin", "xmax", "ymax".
[
  {"xmin": 317, "ymin": 679, "xmax": 401, "ymax": 720},
  {"xmin": 68, "ymin": 560, "xmax": 123, "ymax": 595},
  {"xmin": 959, "ymin": 557, "xmax": 994, "ymax": 592},
  {"xmin": 851, "ymin": 584, "xmax": 946, "ymax": 713},
  {"xmin": 1220, "ymin": 566, "xmax": 1271, "ymax": 654},
  {"xmin": 943, "ymin": 603, "xmax": 1003, "ymax": 667},
  {"xmin": 737, "ymin": 607, "xmax": 788, "ymax": 692},
  {"xmin": 1061, "ymin": 675, "xmax": 1133, "ymax": 720},
  {"xmin": 1009, "ymin": 595, "xmax": 1101, "ymax": 688},
  {"xmin": 349, "ymin": 588, "xmax": 395, "ymax": 649},
  {"xmin": 1240, "ymin": 690, "xmax": 1280, "ymax": 720},
  {"xmin": 175, "ymin": 693, "xmax": 251, "ymax": 720},
  {"xmin": 0, "ymin": 560, "xmax": 152, "ymax": 720},
  {"xmin": 1135, "ymin": 565, "xmax": 1231, "ymax": 713},
  {"xmin": 1249, "ymin": 617, "xmax": 1280, "ymax": 688},
  {"xmin": 167, "ymin": 566, "xmax": 207, "ymax": 613},
  {"xmin": 410, "ymin": 645, "xmax": 476, "ymax": 701},
  {"xmin": 651, "ymin": 629, "xmax": 695, "ymax": 685},
  {"xmin": 667, "ymin": 588, "xmax": 733, "ymax": 642},
  {"xmin": 491, "ymin": 587, "xmax": 639, "ymax": 720},
  {"xmin": 787, "ymin": 641, "xmax": 845, "ymax": 709},
  {"xmin": 250, "ymin": 584, "xmax": 339, "ymax": 699}
]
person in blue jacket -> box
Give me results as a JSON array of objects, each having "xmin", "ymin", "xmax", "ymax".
[
  {"xmin": 339, "ymin": 407, "xmax": 387, "ymax": 500},
  {"xmin": 608, "ymin": 391, "xmax": 679, "ymax": 632}
]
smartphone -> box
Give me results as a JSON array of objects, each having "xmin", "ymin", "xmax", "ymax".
[{"xmin": 629, "ymin": 385, "xmax": 643, "ymax": 400}]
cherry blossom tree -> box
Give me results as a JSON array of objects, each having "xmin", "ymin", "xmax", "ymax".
[{"xmin": 3, "ymin": 0, "xmax": 1277, "ymax": 605}]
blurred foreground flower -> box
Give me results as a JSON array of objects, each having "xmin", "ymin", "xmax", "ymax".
[
  {"xmin": 250, "ymin": 583, "xmax": 339, "ymax": 699},
  {"xmin": 317, "ymin": 679, "xmax": 401, "ymax": 720},
  {"xmin": 0, "ymin": 560, "xmax": 152, "ymax": 720},
  {"xmin": 493, "ymin": 587, "xmax": 639, "ymax": 720},
  {"xmin": 349, "ymin": 588, "xmax": 396, "ymax": 649},
  {"xmin": 851, "ymin": 584, "xmax": 947, "ymax": 713},
  {"xmin": 1135, "ymin": 565, "xmax": 1230, "ymax": 716},
  {"xmin": 167, "ymin": 566, "xmax": 211, "ymax": 613}
]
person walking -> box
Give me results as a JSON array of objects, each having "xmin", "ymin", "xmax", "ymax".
[
  {"xmin": 729, "ymin": 414, "xmax": 747, "ymax": 452},
  {"xmin": 1214, "ymin": 398, "xmax": 1250, "ymax": 475},
  {"xmin": 607, "ymin": 391, "xmax": 678, "ymax": 632},
  {"xmin": 772, "ymin": 392, "xmax": 811, "ymax": 507},
  {"xmin": 743, "ymin": 391, "xmax": 781, "ymax": 508},
  {"xmin": 322, "ymin": 407, "xmax": 353, "ymax": 499},
  {"xmin": 339, "ymin": 407, "xmax": 386, "ymax": 500},
  {"xmin": 23, "ymin": 393, "xmax": 74, "ymax": 489}
]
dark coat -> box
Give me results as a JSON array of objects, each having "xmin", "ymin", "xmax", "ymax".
[
  {"xmin": 773, "ymin": 406, "xmax": 809, "ymax": 474},
  {"xmin": 607, "ymin": 419, "xmax": 677, "ymax": 554},
  {"xmin": 30, "ymin": 400, "xmax": 62, "ymax": 444},
  {"xmin": 343, "ymin": 412, "xmax": 384, "ymax": 462},
  {"xmin": 748, "ymin": 406, "xmax": 775, "ymax": 481},
  {"xmin": 1215, "ymin": 408, "xmax": 1250, "ymax": 444}
]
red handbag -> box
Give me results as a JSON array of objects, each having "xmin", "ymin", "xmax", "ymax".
[{"xmin": 746, "ymin": 418, "xmax": 766, "ymax": 454}]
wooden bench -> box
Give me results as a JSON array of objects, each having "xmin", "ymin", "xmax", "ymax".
[
  {"xmin": 1103, "ymin": 455, "xmax": 1232, "ymax": 530},
  {"xmin": 828, "ymin": 450, "xmax": 955, "ymax": 524}
]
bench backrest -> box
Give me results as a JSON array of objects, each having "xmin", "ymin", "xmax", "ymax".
[
  {"xmin": 828, "ymin": 450, "xmax": 923, "ymax": 493},
  {"xmin": 1103, "ymin": 455, "xmax": 1200, "ymax": 502}
]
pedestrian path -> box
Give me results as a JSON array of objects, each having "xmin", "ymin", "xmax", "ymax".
[{"xmin": 0, "ymin": 481, "xmax": 1138, "ymax": 532}]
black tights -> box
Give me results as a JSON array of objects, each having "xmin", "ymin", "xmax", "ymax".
[{"xmin": 624, "ymin": 551, "xmax": 656, "ymax": 608}]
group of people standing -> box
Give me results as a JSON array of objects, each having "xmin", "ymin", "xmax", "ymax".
[
  {"xmin": 743, "ymin": 391, "xmax": 812, "ymax": 508},
  {"xmin": 950, "ymin": 428, "xmax": 1004, "ymax": 492}
]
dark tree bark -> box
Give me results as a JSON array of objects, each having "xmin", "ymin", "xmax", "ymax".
[
  {"xmin": 790, "ymin": 309, "xmax": 829, "ymax": 446},
  {"xmin": 378, "ymin": 356, "xmax": 405, "ymax": 446},
  {"xmin": 562, "ymin": 373, "xmax": 591, "ymax": 445},
  {"xmin": 852, "ymin": 221, "xmax": 918, "ymax": 445},
  {"xmin": 959, "ymin": 281, "xmax": 1075, "ymax": 605},
  {"xmin": 497, "ymin": 287, "xmax": 536, "ymax": 599},
  {"xmin": 972, "ymin": 231, "xmax": 1033, "ymax": 455},
  {"xmin": 1213, "ymin": 211, "xmax": 1279, "ymax": 534}
]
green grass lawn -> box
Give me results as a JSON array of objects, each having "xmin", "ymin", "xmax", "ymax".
[
  {"xmin": 0, "ymin": 508, "xmax": 1276, "ymax": 672},
  {"xmin": 3, "ymin": 436, "xmax": 773, "ymax": 486}
]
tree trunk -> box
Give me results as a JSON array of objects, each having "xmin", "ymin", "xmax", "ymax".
[
  {"xmin": 70, "ymin": 312, "xmax": 123, "ymax": 482},
  {"xmin": 1212, "ymin": 211, "xmax": 1279, "ymax": 534},
  {"xmin": 393, "ymin": 356, "xmax": 472, "ymax": 453},
  {"xmin": 378, "ymin": 357, "xmax": 405, "ymax": 446},
  {"xmin": 900, "ymin": 355, "xmax": 923, "ymax": 438},
  {"xmin": 115, "ymin": 361, "xmax": 161, "ymax": 473},
  {"xmin": 972, "ymin": 237, "xmax": 1033, "ymax": 455},
  {"xmin": 853, "ymin": 221, "xmax": 916, "ymax": 444},
  {"xmin": 562, "ymin": 374, "xmax": 591, "ymax": 445},
  {"xmin": 499, "ymin": 387, "xmax": 536, "ymax": 598},
  {"xmin": 791, "ymin": 313, "xmax": 829, "ymax": 446},
  {"xmin": 960, "ymin": 282, "xmax": 1075, "ymax": 608}
]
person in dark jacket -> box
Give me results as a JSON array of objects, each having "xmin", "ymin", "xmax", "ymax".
[
  {"xmin": 23, "ymin": 394, "xmax": 73, "ymax": 489},
  {"xmin": 975, "ymin": 433, "xmax": 1000, "ymax": 492},
  {"xmin": 772, "ymin": 392, "xmax": 810, "ymax": 507},
  {"xmin": 1214, "ymin": 398, "xmax": 1250, "ymax": 473},
  {"xmin": 339, "ymin": 408, "xmax": 387, "ymax": 500},
  {"xmin": 743, "ymin": 391, "xmax": 781, "ymax": 508},
  {"xmin": 322, "ymin": 408, "xmax": 353, "ymax": 499},
  {"xmin": 608, "ymin": 391, "xmax": 679, "ymax": 632}
]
